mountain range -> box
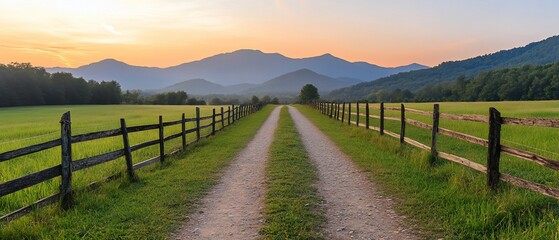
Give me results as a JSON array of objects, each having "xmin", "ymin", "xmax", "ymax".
[
  {"xmin": 47, "ymin": 50, "xmax": 427, "ymax": 91},
  {"xmin": 158, "ymin": 69, "xmax": 364, "ymax": 96},
  {"xmin": 328, "ymin": 35, "xmax": 559, "ymax": 100}
]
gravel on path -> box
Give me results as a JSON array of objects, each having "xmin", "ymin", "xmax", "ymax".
[
  {"xmin": 174, "ymin": 106, "xmax": 282, "ymax": 240},
  {"xmin": 288, "ymin": 106, "xmax": 416, "ymax": 240}
]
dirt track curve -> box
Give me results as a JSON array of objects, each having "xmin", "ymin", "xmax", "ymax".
[
  {"xmin": 174, "ymin": 106, "xmax": 282, "ymax": 239},
  {"xmin": 288, "ymin": 106, "xmax": 416, "ymax": 240}
]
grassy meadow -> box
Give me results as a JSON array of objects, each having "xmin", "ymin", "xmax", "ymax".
[
  {"xmin": 0, "ymin": 105, "xmax": 231, "ymax": 216},
  {"xmin": 305, "ymin": 101, "xmax": 559, "ymax": 238},
  {"xmin": 0, "ymin": 105, "xmax": 275, "ymax": 239},
  {"xmin": 341, "ymin": 101, "xmax": 559, "ymax": 189}
]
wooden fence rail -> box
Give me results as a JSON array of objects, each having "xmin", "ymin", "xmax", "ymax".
[
  {"xmin": 0, "ymin": 104, "xmax": 262, "ymax": 222},
  {"xmin": 311, "ymin": 101, "xmax": 559, "ymax": 201}
]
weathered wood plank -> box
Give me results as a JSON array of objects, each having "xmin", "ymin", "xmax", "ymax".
[
  {"xmin": 404, "ymin": 137, "xmax": 431, "ymax": 151},
  {"xmin": 405, "ymin": 108, "xmax": 432, "ymax": 116},
  {"xmin": 385, "ymin": 107, "xmax": 401, "ymax": 111},
  {"xmin": 71, "ymin": 149, "xmax": 125, "ymax": 171},
  {"xmin": 130, "ymin": 139, "xmax": 160, "ymax": 152},
  {"xmin": 501, "ymin": 173, "xmax": 559, "ymax": 200},
  {"xmin": 0, "ymin": 165, "xmax": 61, "ymax": 196},
  {"xmin": 406, "ymin": 118, "xmax": 433, "ymax": 130},
  {"xmin": 0, "ymin": 193, "xmax": 60, "ymax": 222},
  {"xmin": 199, "ymin": 115, "xmax": 214, "ymax": 121},
  {"xmin": 126, "ymin": 124, "xmax": 159, "ymax": 133},
  {"xmin": 162, "ymin": 119, "xmax": 183, "ymax": 127},
  {"xmin": 71, "ymin": 129, "xmax": 121, "ymax": 143},
  {"xmin": 0, "ymin": 139, "xmax": 60, "ymax": 162},
  {"xmin": 438, "ymin": 152, "xmax": 487, "ymax": 173},
  {"xmin": 199, "ymin": 123, "xmax": 213, "ymax": 130},
  {"xmin": 502, "ymin": 117, "xmax": 559, "ymax": 128},
  {"xmin": 132, "ymin": 156, "xmax": 160, "ymax": 170},
  {"xmin": 501, "ymin": 145, "xmax": 559, "ymax": 171},
  {"xmin": 164, "ymin": 132, "xmax": 183, "ymax": 142},
  {"xmin": 438, "ymin": 128, "xmax": 489, "ymax": 147},
  {"xmin": 440, "ymin": 113, "xmax": 488, "ymax": 123}
]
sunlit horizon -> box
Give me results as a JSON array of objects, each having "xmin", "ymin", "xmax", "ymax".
[{"xmin": 1, "ymin": 0, "xmax": 558, "ymax": 68}]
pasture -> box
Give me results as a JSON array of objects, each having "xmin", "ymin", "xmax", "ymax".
[{"xmin": 0, "ymin": 105, "xmax": 221, "ymax": 216}]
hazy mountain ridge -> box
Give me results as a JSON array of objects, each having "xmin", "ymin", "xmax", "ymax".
[
  {"xmin": 242, "ymin": 69, "xmax": 356, "ymax": 94},
  {"xmin": 327, "ymin": 35, "xmax": 559, "ymax": 100},
  {"xmin": 47, "ymin": 49, "xmax": 427, "ymax": 90}
]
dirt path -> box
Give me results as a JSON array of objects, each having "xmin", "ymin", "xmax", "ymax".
[
  {"xmin": 288, "ymin": 106, "xmax": 416, "ymax": 240},
  {"xmin": 174, "ymin": 106, "xmax": 282, "ymax": 239}
]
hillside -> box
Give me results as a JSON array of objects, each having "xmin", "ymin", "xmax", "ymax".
[
  {"xmin": 243, "ymin": 69, "xmax": 353, "ymax": 94},
  {"xmin": 48, "ymin": 50, "xmax": 427, "ymax": 90},
  {"xmin": 328, "ymin": 35, "xmax": 559, "ymax": 100}
]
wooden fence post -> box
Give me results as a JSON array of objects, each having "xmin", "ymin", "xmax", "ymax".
[
  {"xmin": 329, "ymin": 103, "xmax": 333, "ymax": 118},
  {"xmin": 120, "ymin": 118, "xmax": 136, "ymax": 180},
  {"xmin": 431, "ymin": 104, "xmax": 440, "ymax": 158},
  {"xmin": 60, "ymin": 111, "xmax": 73, "ymax": 209},
  {"xmin": 211, "ymin": 108, "xmax": 216, "ymax": 135},
  {"xmin": 231, "ymin": 105, "xmax": 235, "ymax": 123},
  {"xmin": 221, "ymin": 107, "xmax": 224, "ymax": 129},
  {"xmin": 158, "ymin": 116, "xmax": 164, "ymax": 162},
  {"xmin": 181, "ymin": 113, "xmax": 186, "ymax": 149},
  {"xmin": 380, "ymin": 102, "xmax": 385, "ymax": 135},
  {"xmin": 337, "ymin": 103, "xmax": 340, "ymax": 120},
  {"xmin": 487, "ymin": 107, "xmax": 502, "ymax": 190},
  {"xmin": 400, "ymin": 104, "xmax": 405, "ymax": 143},
  {"xmin": 348, "ymin": 103, "xmax": 352, "ymax": 125},
  {"xmin": 228, "ymin": 106, "xmax": 231, "ymax": 126},
  {"xmin": 196, "ymin": 107, "xmax": 201, "ymax": 141},
  {"xmin": 341, "ymin": 102, "xmax": 346, "ymax": 123},
  {"xmin": 365, "ymin": 102, "xmax": 370, "ymax": 129},
  {"xmin": 356, "ymin": 102, "xmax": 360, "ymax": 126}
]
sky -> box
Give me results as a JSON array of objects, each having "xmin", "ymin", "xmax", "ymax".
[{"xmin": 1, "ymin": 0, "xmax": 558, "ymax": 68}]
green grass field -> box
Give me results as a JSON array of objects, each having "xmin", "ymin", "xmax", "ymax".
[
  {"xmin": 0, "ymin": 105, "xmax": 229, "ymax": 216},
  {"xmin": 302, "ymin": 101, "xmax": 559, "ymax": 238},
  {"xmin": 0, "ymin": 105, "xmax": 274, "ymax": 239}
]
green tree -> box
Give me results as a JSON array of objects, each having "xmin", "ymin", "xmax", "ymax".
[
  {"xmin": 251, "ymin": 95, "xmax": 260, "ymax": 104},
  {"xmin": 299, "ymin": 84, "xmax": 319, "ymax": 103}
]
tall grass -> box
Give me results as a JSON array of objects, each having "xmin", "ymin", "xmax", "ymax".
[{"xmin": 0, "ymin": 105, "xmax": 226, "ymax": 216}]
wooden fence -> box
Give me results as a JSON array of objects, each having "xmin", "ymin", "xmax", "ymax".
[
  {"xmin": 0, "ymin": 104, "xmax": 262, "ymax": 222},
  {"xmin": 312, "ymin": 102, "xmax": 559, "ymax": 200}
]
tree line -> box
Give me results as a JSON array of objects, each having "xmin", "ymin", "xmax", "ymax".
[
  {"xmin": 0, "ymin": 63, "xmax": 121, "ymax": 107},
  {"xmin": 365, "ymin": 62, "xmax": 559, "ymax": 102}
]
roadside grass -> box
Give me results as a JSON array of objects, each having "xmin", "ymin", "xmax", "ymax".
[
  {"xmin": 296, "ymin": 104, "xmax": 559, "ymax": 239},
  {"xmin": 0, "ymin": 105, "xmax": 224, "ymax": 216},
  {"xmin": 260, "ymin": 107, "xmax": 325, "ymax": 239},
  {"xmin": 260, "ymin": 107, "xmax": 326, "ymax": 239},
  {"xmin": 0, "ymin": 105, "xmax": 274, "ymax": 239}
]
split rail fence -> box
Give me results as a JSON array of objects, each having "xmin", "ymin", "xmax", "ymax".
[
  {"xmin": 0, "ymin": 104, "xmax": 261, "ymax": 222},
  {"xmin": 312, "ymin": 102, "xmax": 559, "ymax": 200}
]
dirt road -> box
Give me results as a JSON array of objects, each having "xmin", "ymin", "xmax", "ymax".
[
  {"xmin": 288, "ymin": 106, "xmax": 416, "ymax": 240},
  {"xmin": 174, "ymin": 106, "xmax": 282, "ymax": 239}
]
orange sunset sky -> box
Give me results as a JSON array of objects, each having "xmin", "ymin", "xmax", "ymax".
[{"xmin": 1, "ymin": 0, "xmax": 558, "ymax": 68}]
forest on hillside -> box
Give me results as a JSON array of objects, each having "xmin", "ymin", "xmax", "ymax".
[
  {"xmin": 0, "ymin": 63, "xmax": 122, "ymax": 107},
  {"xmin": 366, "ymin": 62, "xmax": 559, "ymax": 102}
]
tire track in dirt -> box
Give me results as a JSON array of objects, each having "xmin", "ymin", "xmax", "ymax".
[
  {"xmin": 174, "ymin": 106, "xmax": 282, "ymax": 239},
  {"xmin": 288, "ymin": 106, "xmax": 416, "ymax": 240}
]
